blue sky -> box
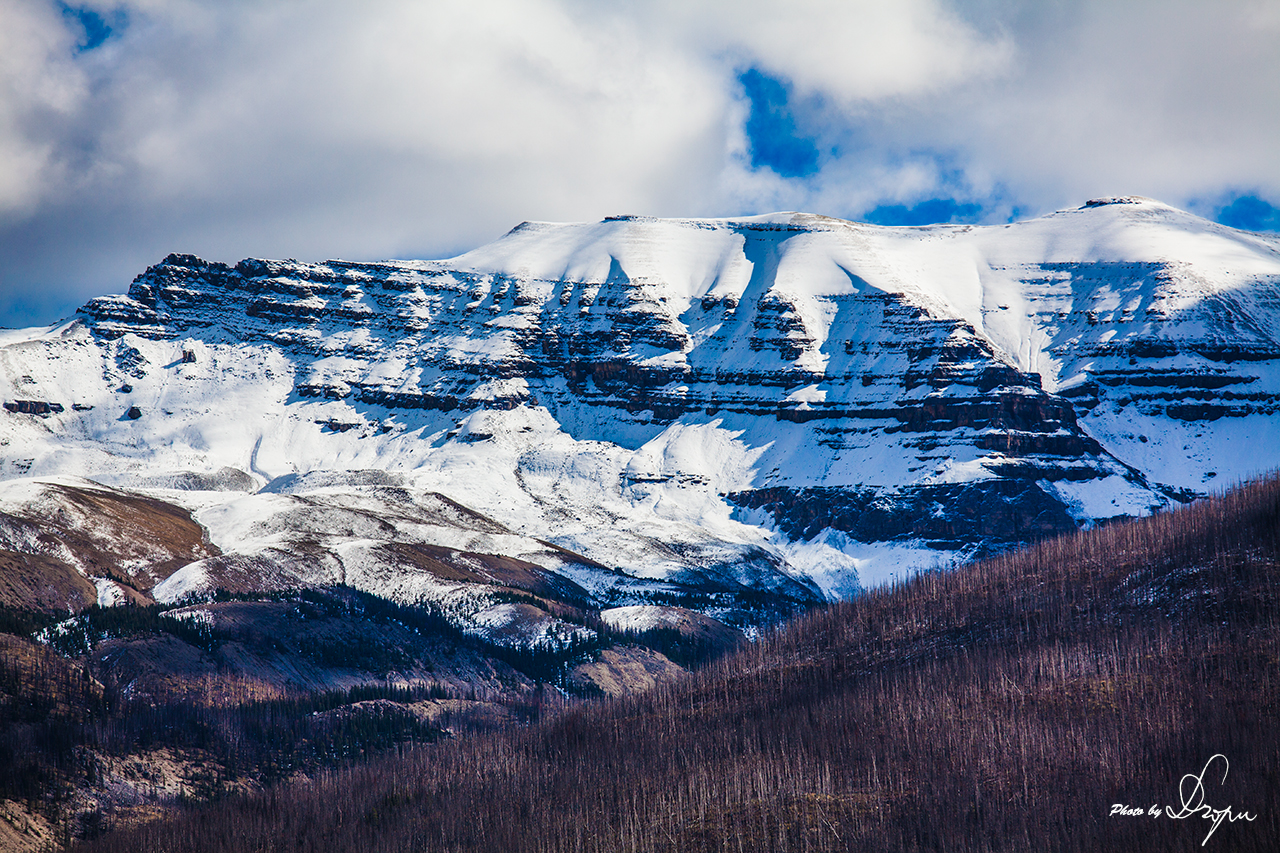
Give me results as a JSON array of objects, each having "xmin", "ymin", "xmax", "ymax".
[
  {"xmin": 737, "ymin": 69, "xmax": 820, "ymax": 179},
  {"xmin": 1211, "ymin": 195, "xmax": 1280, "ymax": 233},
  {"xmin": 1, "ymin": 0, "xmax": 1279, "ymax": 327},
  {"xmin": 60, "ymin": 2, "xmax": 116, "ymax": 51}
]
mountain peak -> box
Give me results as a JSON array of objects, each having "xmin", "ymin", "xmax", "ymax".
[
  {"xmin": 1081, "ymin": 195, "xmax": 1162, "ymax": 208},
  {"xmin": 5, "ymin": 200, "xmax": 1280, "ymax": 601}
]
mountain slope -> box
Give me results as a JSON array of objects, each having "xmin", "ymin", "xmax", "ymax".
[
  {"xmin": 0, "ymin": 477, "xmax": 754, "ymax": 844},
  {"xmin": 78, "ymin": 474, "xmax": 1280, "ymax": 852},
  {"xmin": 3, "ymin": 197, "xmax": 1280, "ymax": 595}
]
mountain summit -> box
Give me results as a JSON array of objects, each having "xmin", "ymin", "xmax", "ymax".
[{"xmin": 3, "ymin": 198, "xmax": 1280, "ymax": 599}]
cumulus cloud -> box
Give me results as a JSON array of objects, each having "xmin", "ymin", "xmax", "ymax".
[
  {"xmin": 630, "ymin": 0, "xmax": 1012, "ymax": 100},
  {"xmin": 952, "ymin": 0, "xmax": 1280, "ymax": 211},
  {"xmin": 0, "ymin": 0, "xmax": 1277, "ymax": 325},
  {"xmin": 0, "ymin": 0, "xmax": 88, "ymax": 214}
]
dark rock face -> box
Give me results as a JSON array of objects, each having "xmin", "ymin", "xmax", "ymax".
[
  {"xmin": 85, "ymin": 248, "xmax": 1096, "ymax": 417},
  {"xmin": 4, "ymin": 400, "xmax": 64, "ymax": 415},
  {"xmin": 728, "ymin": 481, "xmax": 1079, "ymax": 551}
]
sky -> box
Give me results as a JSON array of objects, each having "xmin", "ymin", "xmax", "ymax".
[{"xmin": 1, "ymin": 0, "xmax": 1279, "ymax": 327}]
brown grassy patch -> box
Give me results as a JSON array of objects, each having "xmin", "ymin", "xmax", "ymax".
[{"xmin": 0, "ymin": 550, "xmax": 96, "ymax": 613}]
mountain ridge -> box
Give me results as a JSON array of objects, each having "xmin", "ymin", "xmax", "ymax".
[{"xmin": 2, "ymin": 197, "xmax": 1280, "ymax": 599}]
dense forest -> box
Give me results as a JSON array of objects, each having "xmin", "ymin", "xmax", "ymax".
[{"xmin": 70, "ymin": 475, "xmax": 1280, "ymax": 851}]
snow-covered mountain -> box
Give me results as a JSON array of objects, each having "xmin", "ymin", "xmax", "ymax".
[{"xmin": 4, "ymin": 196, "xmax": 1280, "ymax": 602}]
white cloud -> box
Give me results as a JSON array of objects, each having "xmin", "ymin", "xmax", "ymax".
[
  {"xmin": 798, "ymin": 0, "xmax": 1280, "ymax": 216},
  {"xmin": 0, "ymin": 0, "xmax": 739, "ymax": 319},
  {"xmin": 0, "ymin": 0, "xmax": 88, "ymax": 214},
  {"xmin": 89, "ymin": 0, "xmax": 730, "ymax": 229},
  {"xmin": 654, "ymin": 0, "xmax": 1013, "ymax": 101},
  {"xmin": 0, "ymin": 0, "xmax": 1277, "ymax": 325},
  {"xmin": 953, "ymin": 0, "xmax": 1280, "ymax": 212}
]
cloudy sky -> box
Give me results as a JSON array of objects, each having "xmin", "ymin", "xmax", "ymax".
[{"xmin": 2, "ymin": 0, "xmax": 1279, "ymax": 326}]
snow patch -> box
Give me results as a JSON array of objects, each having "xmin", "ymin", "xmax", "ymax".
[{"xmin": 94, "ymin": 578, "xmax": 128, "ymax": 608}]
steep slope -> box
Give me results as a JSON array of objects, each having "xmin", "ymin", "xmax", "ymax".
[
  {"xmin": 3, "ymin": 197, "xmax": 1280, "ymax": 595},
  {"xmin": 78, "ymin": 475, "xmax": 1280, "ymax": 853},
  {"xmin": 0, "ymin": 474, "xmax": 775, "ymax": 647},
  {"xmin": 0, "ymin": 477, "xmax": 218, "ymax": 607},
  {"xmin": 0, "ymin": 477, "xmax": 756, "ymax": 842}
]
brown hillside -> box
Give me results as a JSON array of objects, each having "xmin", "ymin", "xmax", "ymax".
[
  {"xmin": 78, "ymin": 475, "xmax": 1280, "ymax": 852},
  {"xmin": 0, "ymin": 480, "xmax": 219, "ymax": 599},
  {"xmin": 0, "ymin": 550, "xmax": 96, "ymax": 613}
]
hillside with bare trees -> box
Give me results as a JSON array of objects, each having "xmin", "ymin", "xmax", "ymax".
[{"xmin": 74, "ymin": 474, "xmax": 1280, "ymax": 852}]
